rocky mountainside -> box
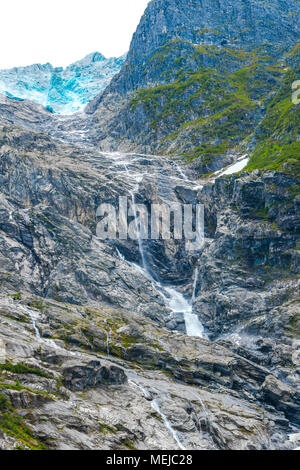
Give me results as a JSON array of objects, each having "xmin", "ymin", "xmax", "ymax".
[
  {"xmin": 0, "ymin": 53, "xmax": 126, "ymax": 114},
  {"xmin": 0, "ymin": 113, "xmax": 299, "ymax": 450},
  {"xmin": 0, "ymin": 0, "xmax": 299, "ymax": 452},
  {"xmin": 84, "ymin": 0, "xmax": 300, "ymax": 175}
]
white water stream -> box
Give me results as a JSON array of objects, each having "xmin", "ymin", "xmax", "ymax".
[
  {"xmin": 29, "ymin": 312, "xmax": 41, "ymax": 338},
  {"xmin": 129, "ymin": 379, "xmax": 186, "ymax": 450},
  {"xmin": 115, "ymin": 154, "xmax": 207, "ymax": 339},
  {"xmin": 164, "ymin": 286, "xmax": 206, "ymax": 338},
  {"xmin": 151, "ymin": 399, "xmax": 186, "ymax": 450},
  {"xmin": 123, "ymin": 236, "xmax": 206, "ymax": 338},
  {"xmin": 17, "ymin": 303, "xmax": 75, "ymax": 353}
]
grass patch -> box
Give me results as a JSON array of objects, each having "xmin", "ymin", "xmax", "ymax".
[
  {"xmin": 0, "ymin": 412, "xmax": 47, "ymax": 450},
  {"xmin": 0, "ymin": 362, "xmax": 51, "ymax": 379}
]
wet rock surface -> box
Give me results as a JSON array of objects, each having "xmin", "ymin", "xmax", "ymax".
[
  {"xmin": 0, "ymin": 293, "xmax": 298, "ymax": 450},
  {"xmin": 0, "ymin": 23, "xmax": 299, "ymax": 448},
  {"xmin": 0, "ymin": 114, "xmax": 298, "ymax": 448}
]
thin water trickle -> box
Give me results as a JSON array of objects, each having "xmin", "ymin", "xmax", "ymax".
[
  {"xmin": 128, "ymin": 379, "xmax": 152, "ymax": 400},
  {"xmin": 128, "ymin": 379, "xmax": 186, "ymax": 450},
  {"xmin": 30, "ymin": 312, "xmax": 41, "ymax": 338},
  {"xmin": 192, "ymin": 393, "xmax": 209, "ymax": 431},
  {"xmin": 116, "ymin": 248, "xmax": 125, "ymax": 261},
  {"xmin": 131, "ymin": 191, "xmax": 147, "ymax": 270},
  {"xmin": 192, "ymin": 267, "xmax": 199, "ymax": 304},
  {"xmin": 18, "ymin": 305, "xmax": 41, "ymax": 339},
  {"xmin": 106, "ymin": 328, "xmax": 111, "ymax": 356}
]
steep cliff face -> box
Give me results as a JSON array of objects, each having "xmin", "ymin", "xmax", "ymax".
[
  {"xmin": 0, "ymin": 121, "xmax": 299, "ymax": 450},
  {"xmin": 196, "ymin": 172, "xmax": 299, "ymax": 376},
  {"xmin": 246, "ymin": 42, "xmax": 300, "ymax": 174},
  {"xmin": 86, "ymin": 0, "xmax": 300, "ymax": 174},
  {"xmin": 106, "ymin": 0, "xmax": 300, "ymax": 94},
  {"xmin": 0, "ymin": 0, "xmax": 299, "ymax": 452}
]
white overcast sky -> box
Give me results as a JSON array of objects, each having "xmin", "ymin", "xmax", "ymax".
[{"xmin": 0, "ymin": 0, "xmax": 150, "ymax": 69}]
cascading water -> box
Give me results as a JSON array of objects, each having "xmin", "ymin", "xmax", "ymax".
[
  {"xmin": 112, "ymin": 153, "xmax": 207, "ymax": 339},
  {"xmin": 106, "ymin": 328, "xmax": 111, "ymax": 356},
  {"xmin": 163, "ymin": 287, "xmax": 206, "ymax": 338},
  {"xmin": 128, "ymin": 379, "xmax": 152, "ymax": 400},
  {"xmin": 131, "ymin": 190, "xmax": 147, "ymax": 270},
  {"xmin": 151, "ymin": 399, "xmax": 186, "ymax": 450},
  {"xmin": 192, "ymin": 267, "xmax": 199, "ymax": 304},
  {"xmin": 128, "ymin": 379, "xmax": 186, "ymax": 450},
  {"xmin": 28, "ymin": 310, "xmax": 41, "ymax": 339},
  {"xmin": 192, "ymin": 392, "xmax": 209, "ymax": 434},
  {"xmin": 16, "ymin": 304, "xmax": 41, "ymax": 339},
  {"xmin": 129, "ymin": 198, "xmax": 206, "ymax": 338},
  {"xmin": 17, "ymin": 303, "xmax": 73, "ymax": 352}
]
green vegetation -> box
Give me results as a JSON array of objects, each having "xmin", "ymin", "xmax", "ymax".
[
  {"xmin": 129, "ymin": 42, "xmax": 283, "ymax": 167},
  {"xmin": 126, "ymin": 38, "xmax": 300, "ymax": 175},
  {"xmin": 8, "ymin": 292, "xmax": 21, "ymax": 300},
  {"xmin": 123, "ymin": 439, "xmax": 138, "ymax": 450},
  {"xmin": 0, "ymin": 411, "xmax": 47, "ymax": 450},
  {"xmin": 0, "ymin": 393, "xmax": 47, "ymax": 449},
  {"xmin": 0, "ymin": 392, "xmax": 12, "ymax": 411},
  {"xmin": 246, "ymin": 44, "xmax": 300, "ymax": 174},
  {"xmin": 28, "ymin": 300, "xmax": 44, "ymax": 311},
  {"xmin": 247, "ymin": 142, "xmax": 300, "ymax": 173},
  {"xmin": 289, "ymin": 314, "xmax": 300, "ymax": 337},
  {"xmin": 98, "ymin": 422, "xmax": 116, "ymax": 435},
  {"xmin": 0, "ymin": 362, "xmax": 51, "ymax": 379}
]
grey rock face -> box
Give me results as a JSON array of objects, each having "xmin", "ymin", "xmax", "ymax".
[
  {"xmin": 262, "ymin": 375, "xmax": 300, "ymax": 425},
  {"xmin": 102, "ymin": 0, "xmax": 300, "ymax": 95},
  {"xmin": 0, "ymin": 293, "xmax": 297, "ymax": 450},
  {"xmin": 62, "ymin": 360, "xmax": 127, "ymax": 391},
  {"xmin": 79, "ymin": 0, "xmax": 300, "ymax": 172},
  {"xmin": 0, "ymin": 122, "xmax": 203, "ymax": 329},
  {"xmin": 0, "ymin": 0, "xmax": 299, "ymax": 449},
  {"xmin": 0, "ymin": 108, "xmax": 298, "ymax": 449}
]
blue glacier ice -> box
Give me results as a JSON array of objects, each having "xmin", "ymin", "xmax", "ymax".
[{"xmin": 0, "ymin": 52, "xmax": 126, "ymax": 115}]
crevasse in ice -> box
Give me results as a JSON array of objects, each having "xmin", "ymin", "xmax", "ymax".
[{"xmin": 0, "ymin": 52, "xmax": 126, "ymax": 115}]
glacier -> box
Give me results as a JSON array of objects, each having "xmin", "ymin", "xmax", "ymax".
[{"xmin": 0, "ymin": 52, "xmax": 126, "ymax": 115}]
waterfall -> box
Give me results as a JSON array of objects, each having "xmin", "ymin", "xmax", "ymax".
[
  {"xmin": 17, "ymin": 303, "xmax": 75, "ymax": 352},
  {"xmin": 15, "ymin": 304, "xmax": 41, "ymax": 339},
  {"xmin": 116, "ymin": 248, "xmax": 125, "ymax": 261},
  {"xmin": 131, "ymin": 191, "xmax": 147, "ymax": 270},
  {"xmin": 116, "ymin": 161, "xmax": 206, "ymax": 339},
  {"xmin": 106, "ymin": 328, "xmax": 111, "ymax": 356},
  {"xmin": 126, "ymin": 191, "xmax": 206, "ymax": 338},
  {"xmin": 28, "ymin": 309, "xmax": 62, "ymax": 349},
  {"xmin": 128, "ymin": 379, "xmax": 152, "ymax": 400},
  {"xmin": 164, "ymin": 287, "xmax": 206, "ymax": 338},
  {"xmin": 174, "ymin": 162, "xmax": 188, "ymax": 181},
  {"xmin": 129, "ymin": 379, "xmax": 186, "ymax": 450},
  {"xmin": 192, "ymin": 393, "xmax": 209, "ymax": 431},
  {"xmin": 30, "ymin": 314, "xmax": 41, "ymax": 338},
  {"xmin": 151, "ymin": 399, "xmax": 186, "ymax": 450},
  {"xmin": 104, "ymin": 319, "xmax": 112, "ymax": 357},
  {"xmin": 25, "ymin": 308, "xmax": 41, "ymax": 338},
  {"xmin": 192, "ymin": 267, "xmax": 199, "ymax": 304}
]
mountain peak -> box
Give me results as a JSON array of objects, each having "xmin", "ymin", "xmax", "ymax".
[
  {"xmin": 69, "ymin": 52, "xmax": 107, "ymax": 68},
  {"xmin": 0, "ymin": 52, "xmax": 126, "ymax": 114}
]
